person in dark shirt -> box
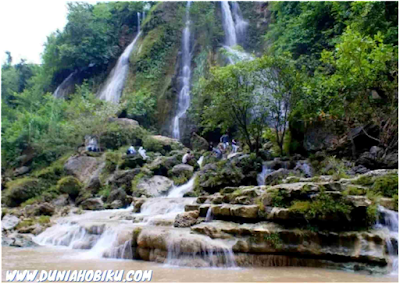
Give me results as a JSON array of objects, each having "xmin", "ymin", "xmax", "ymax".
[{"xmin": 220, "ymin": 133, "xmax": 229, "ymax": 150}]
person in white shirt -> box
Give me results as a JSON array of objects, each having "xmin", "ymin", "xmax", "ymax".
[
  {"xmin": 182, "ymin": 151, "xmax": 193, "ymax": 164},
  {"xmin": 138, "ymin": 147, "xmax": 148, "ymax": 160}
]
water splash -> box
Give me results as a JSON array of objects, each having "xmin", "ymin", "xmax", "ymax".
[
  {"xmin": 97, "ymin": 13, "xmax": 143, "ymax": 103},
  {"xmin": 172, "ymin": 1, "xmax": 192, "ymax": 140},
  {"xmin": 376, "ymin": 206, "xmax": 398, "ymax": 274}
]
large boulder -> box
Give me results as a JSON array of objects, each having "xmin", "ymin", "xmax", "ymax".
[
  {"xmin": 109, "ymin": 169, "xmax": 141, "ymax": 192},
  {"xmin": 2, "ymin": 214, "xmax": 20, "ymax": 230},
  {"xmin": 2, "ymin": 232, "xmax": 36, "ymax": 247},
  {"xmin": 80, "ymin": 198, "xmax": 104, "ymax": 210},
  {"xmin": 170, "ymin": 164, "xmax": 194, "ymax": 178},
  {"xmin": 264, "ymin": 169, "xmax": 290, "ymax": 185},
  {"xmin": 132, "ymin": 198, "xmax": 147, "ymax": 213},
  {"xmin": 13, "ymin": 166, "xmax": 31, "ymax": 177},
  {"xmin": 190, "ymin": 132, "xmax": 209, "ymax": 151},
  {"xmin": 107, "ymin": 188, "xmax": 127, "ymax": 206},
  {"xmin": 135, "ymin": 176, "xmax": 173, "ymax": 197},
  {"xmin": 4, "ymin": 178, "xmax": 42, "ymax": 207},
  {"xmin": 303, "ymin": 121, "xmax": 342, "ymax": 152},
  {"xmin": 149, "ymin": 156, "xmax": 180, "ymax": 176},
  {"xmin": 108, "ymin": 118, "xmax": 139, "ymax": 128},
  {"xmin": 56, "ymin": 176, "xmax": 82, "ymax": 198},
  {"xmin": 119, "ymin": 156, "xmax": 146, "ymax": 170},
  {"xmin": 174, "ymin": 211, "xmax": 199, "ymax": 228},
  {"xmin": 64, "ymin": 155, "xmax": 99, "ymax": 184}
]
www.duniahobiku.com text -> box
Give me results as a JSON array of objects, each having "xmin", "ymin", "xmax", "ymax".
[{"xmin": 6, "ymin": 270, "xmax": 153, "ymax": 282}]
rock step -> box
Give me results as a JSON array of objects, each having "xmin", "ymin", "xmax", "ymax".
[
  {"xmin": 191, "ymin": 221, "xmax": 388, "ymax": 265},
  {"xmin": 186, "ymin": 204, "xmax": 259, "ymax": 220}
]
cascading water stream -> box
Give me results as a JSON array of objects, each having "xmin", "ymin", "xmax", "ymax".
[
  {"xmin": 257, "ymin": 163, "xmax": 273, "ymax": 186},
  {"xmin": 221, "ymin": 1, "xmax": 237, "ymax": 47},
  {"xmin": 376, "ymin": 206, "xmax": 399, "ymax": 274},
  {"xmin": 172, "ymin": 1, "xmax": 192, "ymax": 140},
  {"xmin": 97, "ymin": 12, "xmax": 143, "ymax": 103},
  {"xmin": 53, "ymin": 71, "xmax": 78, "ymax": 98},
  {"xmin": 231, "ymin": 2, "xmax": 248, "ymax": 43}
]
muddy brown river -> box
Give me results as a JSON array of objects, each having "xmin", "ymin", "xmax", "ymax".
[{"xmin": 2, "ymin": 246, "xmax": 398, "ymax": 282}]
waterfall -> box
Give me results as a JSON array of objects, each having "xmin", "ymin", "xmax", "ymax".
[
  {"xmin": 376, "ymin": 206, "xmax": 399, "ymax": 274},
  {"xmin": 97, "ymin": 12, "xmax": 143, "ymax": 103},
  {"xmin": 221, "ymin": 1, "xmax": 237, "ymax": 47},
  {"xmin": 53, "ymin": 70, "xmax": 78, "ymax": 98},
  {"xmin": 257, "ymin": 163, "xmax": 273, "ymax": 186},
  {"xmin": 231, "ymin": 2, "xmax": 248, "ymax": 43},
  {"xmin": 172, "ymin": 1, "xmax": 192, "ymax": 140},
  {"xmin": 137, "ymin": 12, "xmax": 140, "ymax": 33}
]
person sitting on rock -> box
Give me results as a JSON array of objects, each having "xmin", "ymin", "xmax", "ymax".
[
  {"xmin": 127, "ymin": 145, "xmax": 136, "ymax": 155},
  {"xmin": 220, "ymin": 132, "xmax": 230, "ymax": 150},
  {"xmin": 232, "ymin": 139, "xmax": 239, "ymax": 153},
  {"xmin": 138, "ymin": 147, "xmax": 148, "ymax": 160},
  {"xmin": 213, "ymin": 145, "xmax": 223, "ymax": 159},
  {"xmin": 182, "ymin": 151, "xmax": 193, "ymax": 164}
]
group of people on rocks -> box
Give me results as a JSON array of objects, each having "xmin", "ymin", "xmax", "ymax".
[
  {"xmin": 209, "ymin": 132, "xmax": 240, "ymax": 159},
  {"xmin": 126, "ymin": 145, "xmax": 148, "ymax": 160}
]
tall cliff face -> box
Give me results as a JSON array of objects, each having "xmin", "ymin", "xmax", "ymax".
[{"xmin": 118, "ymin": 2, "xmax": 270, "ymax": 144}]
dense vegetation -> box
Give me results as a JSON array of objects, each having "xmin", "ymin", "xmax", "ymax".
[{"xmin": 1, "ymin": 1, "xmax": 398, "ymax": 175}]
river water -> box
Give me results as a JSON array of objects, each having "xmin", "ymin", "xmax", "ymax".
[{"xmin": 2, "ymin": 246, "xmax": 397, "ymax": 282}]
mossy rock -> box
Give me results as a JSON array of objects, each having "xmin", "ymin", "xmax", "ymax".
[
  {"xmin": 371, "ymin": 173, "xmax": 398, "ymax": 197},
  {"xmin": 119, "ymin": 155, "xmax": 146, "ymax": 170},
  {"xmin": 4, "ymin": 178, "xmax": 43, "ymax": 207},
  {"xmin": 56, "ymin": 176, "xmax": 82, "ymax": 198}
]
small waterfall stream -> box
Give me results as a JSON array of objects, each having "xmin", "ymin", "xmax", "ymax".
[
  {"xmin": 172, "ymin": 1, "xmax": 192, "ymax": 140},
  {"xmin": 376, "ymin": 206, "xmax": 399, "ymax": 274},
  {"xmin": 97, "ymin": 12, "xmax": 143, "ymax": 103},
  {"xmin": 257, "ymin": 163, "xmax": 273, "ymax": 186}
]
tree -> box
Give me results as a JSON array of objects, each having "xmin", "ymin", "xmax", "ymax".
[
  {"xmin": 256, "ymin": 54, "xmax": 302, "ymax": 156},
  {"xmin": 199, "ymin": 61, "xmax": 268, "ymax": 153},
  {"xmin": 297, "ymin": 28, "xmax": 398, "ymax": 156}
]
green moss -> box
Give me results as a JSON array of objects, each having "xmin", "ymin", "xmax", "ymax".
[
  {"xmin": 56, "ymin": 176, "xmax": 81, "ymax": 197},
  {"xmin": 393, "ymin": 194, "xmax": 398, "ymax": 211},
  {"xmin": 270, "ymin": 189, "xmax": 290, "ymax": 208},
  {"xmin": 343, "ymin": 185, "xmax": 366, "ymax": 196},
  {"xmin": 371, "ymin": 173, "xmax": 398, "ymax": 197},
  {"xmin": 37, "ymin": 215, "xmax": 51, "ymax": 224},
  {"xmin": 105, "ymin": 151, "xmax": 121, "ymax": 173},
  {"xmin": 250, "ymin": 233, "xmax": 282, "ymax": 249},
  {"xmin": 366, "ymin": 204, "xmax": 378, "ymax": 226},
  {"xmin": 4, "ymin": 178, "xmax": 43, "ymax": 207},
  {"xmin": 354, "ymin": 175, "xmax": 374, "ymax": 186},
  {"xmin": 98, "ymin": 186, "xmax": 111, "ymax": 199},
  {"xmin": 172, "ymin": 174, "xmax": 189, "ymax": 186},
  {"xmin": 142, "ymin": 136, "xmax": 164, "ymax": 153},
  {"xmin": 290, "ymin": 193, "xmax": 352, "ymax": 221}
]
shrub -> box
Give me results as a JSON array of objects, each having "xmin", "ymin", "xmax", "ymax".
[
  {"xmin": 98, "ymin": 186, "xmax": 111, "ymax": 199},
  {"xmin": 343, "ymin": 185, "xmax": 366, "ymax": 196},
  {"xmin": 290, "ymin": 193, "xmax": 352, "ymax": 221},
  {"xmin": 142, "ymin": 136, "xmax": 164, "ymax": 153},
  {"xmin": 172, "ymin": 174, "xmax": 189, "ymax": 186},
  {"xmin": 270, "ymin": 189, "xmax": 290, "ymax": 208},
  {"xmin": 105, "ymin": 151, "xmax": 121, "ymax": 173},
  {"xmin": 353, "ymin": 175, "xmax": 374, "ymax": 186},
  {"xmin": 371, "ymin": 173, "xmax": 398, "ymax": 197},
  {"xmin": 101, "ymin": 123, "xmax": 146, "ymax": 150},
  {"xmin": 4, "ymin": 178, "xmax": 42, "ymax": 207},
  {"xmin": 56, "ymin": 176, "xmax": 81, "ymax": 197}
]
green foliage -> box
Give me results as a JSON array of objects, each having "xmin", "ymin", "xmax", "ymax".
[
  {"xmin": 98, "ymin": 186, "xmax": 111, "ymax": 199},
  {"xmin": 270, "ymin": 190, "xmax": 290, "ymax": 208},
  {"xmin": 353, "ymin": 175, "xmax": 374, "ymax": 186},
  {"xmin": 319, "ymin": 156, "xmax": 350, "ymax": 179},
  {"xmin": 366, "ymin": 203, "xmax": 378, "ymax": 226},
  {"xmin": 142, "ymin": 136, "xmax": 163, "ymax": 153},
  {"xmin": 105, "ymin": 151, "xmax": 121, "ymax": 173},
  {"xmin": 343, "ymin": 185, "xmax": 366, "ymax": 196},
  {"xmin": 393, "ymin": 194, "xmax": 398, "ymax": 211},
  {"xmin": 4, "ymin": 178, "xmax": 43, "ymax": 207},
  {"xmin": 56, "ymin": 176, "xmax": 81, "ymax": 197},
  {"xmin": 371, "ymin": 173, "xmax": 398, "ymax": 198},
  {"xmin": 172, "ymin": 174, "xmax": 189, "ymax": 186},
  {"xmin": 290, "ymin": 193, "xmax": 352, "ymax": 221},
  {"xmin": 41, "ymin": 2, "xmax": 147, "ymax": 89}
]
